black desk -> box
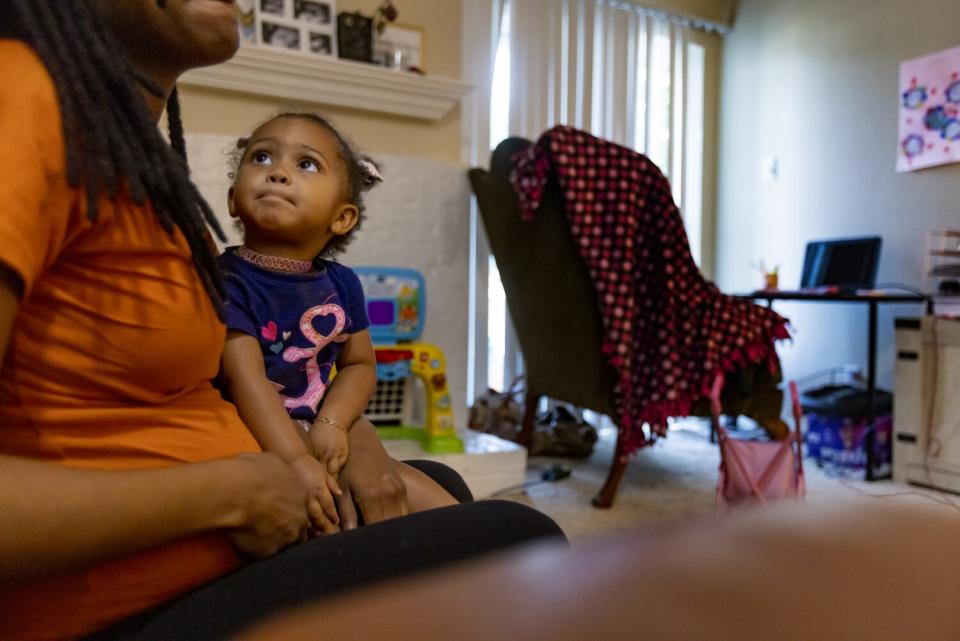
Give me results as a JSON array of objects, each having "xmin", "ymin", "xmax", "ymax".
[{"xmin": 740, "ymin": 291, "xmax": 928, "ymax": 480}]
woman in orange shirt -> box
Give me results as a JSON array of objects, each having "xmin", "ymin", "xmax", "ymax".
[{"xmin": 0, "ymin": 2, "xmax": 562, "ymax": 640}]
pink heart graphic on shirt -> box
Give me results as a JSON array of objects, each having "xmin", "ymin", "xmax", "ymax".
[{"xmin": 260, "ymin": 321, "xmax": 278, "ymax": 342}]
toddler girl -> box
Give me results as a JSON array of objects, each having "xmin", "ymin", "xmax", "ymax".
[{"xmin": 219, "ymin": 113, "xmax": 456, "ymax": 533}]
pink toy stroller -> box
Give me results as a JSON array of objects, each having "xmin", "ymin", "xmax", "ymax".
[{"xmin": 711, "ymin": 375, "xmax": 805, "ymax": 506}]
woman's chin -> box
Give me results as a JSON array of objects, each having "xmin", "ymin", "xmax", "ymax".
[
  {"xmin": 191, "ymin": 28, "xmax": 240, "ymax": 67},
  {"xmin": 183, "ymin": 3, "xmax": 241, "ymax": 66}
]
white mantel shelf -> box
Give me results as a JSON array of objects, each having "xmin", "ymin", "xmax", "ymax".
[{"xmin": 181, "ymin": 46, "xmax": 472, "ymax": 121}]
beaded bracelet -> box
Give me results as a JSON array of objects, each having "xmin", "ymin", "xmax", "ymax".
[{"xmin": 313, "ymin": 416, "xmax": 350, "ymax": 433}]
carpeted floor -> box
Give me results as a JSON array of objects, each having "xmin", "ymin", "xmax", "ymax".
[{"xmin": 498, "ymin": 419, "xmax": 960, "ymax": 542}]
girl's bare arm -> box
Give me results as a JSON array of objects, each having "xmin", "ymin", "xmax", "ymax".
[
  {"xmin": 318, "ymin": 329, "xmax": 377, "ymax": 431},
  {"xmin": 221, "ymin": 331, "xmax": 315, "ymax": 464},
  {"xmin": 220, "ymin": 330, "xmax": 341, "ymax": 532}
]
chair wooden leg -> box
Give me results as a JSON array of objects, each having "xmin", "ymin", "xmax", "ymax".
[
  {"xmin": 520, "ymin": 391, "xmax": 539, "ymax": 451},
  {"xmin": 592, "ymin": 427, "xmax": 629, "ymax": 508}
]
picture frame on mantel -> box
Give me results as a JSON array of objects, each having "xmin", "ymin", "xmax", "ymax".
[
  {"xmin": 337, "ymin": 11, "xmax": 374, "ymax": 63},
  {"xmin": 237, "ymin": 0, "xmax": 257, "ymax": 44},
  {"xmin": 251, "ymin": 0, "xmax": 339, "ymax": 58},
  {"xmin": 374, "ymin": 22, "xmax": 425, "ymax": 72}
]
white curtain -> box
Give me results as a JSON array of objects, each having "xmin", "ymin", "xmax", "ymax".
[
  {"xmin": 507, "ymin": 0, "xmax": 688, "ymax": 180},
  {"xmin": 462, "ymin": 0, "xmax": 505, "ymax": 402}
]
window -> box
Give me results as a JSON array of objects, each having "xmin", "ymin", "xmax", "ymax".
[
  {"xmin": 484, "ymin": 0, "xmax": 512, "ymax": 393},
  {"xmin": 478, "ymin": 1, "xmax": 710, "ymax": 394},
  {"xmin": 486, "ymin": 255, "xmax": 507, "ymax": 393},
  {"xmin": 490, "ymin": 2, "xmax": 511, "ymax": 151},
  {"xmin": 683, "ymin": 42, "xmax": 706, "ymax": 265}
]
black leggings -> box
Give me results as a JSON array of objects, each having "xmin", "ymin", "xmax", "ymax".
[{"xmin": 85, "ymin": 461, "xmax": 564, "ymax": 641}]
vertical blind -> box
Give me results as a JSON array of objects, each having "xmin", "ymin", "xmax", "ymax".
[{"xmin": 479, "ymin": 0, "xmax": 709, "ymax": 397}]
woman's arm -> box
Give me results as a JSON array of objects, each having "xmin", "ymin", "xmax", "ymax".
[
  {"xmin": 336, "ymin": 418, "xmax": 410, "ymax": 530},
  {"xmin": 0, "ymin": 269, "xmax": 309, "ymax": 581},
  {"xmin": 0, "ymin": 452, "xmax": 306, "ymax": 581}
]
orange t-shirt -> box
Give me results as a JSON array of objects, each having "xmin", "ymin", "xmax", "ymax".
[{"xmin": 0, "ymin": 41, "xmax": 261, "ymax": 640}]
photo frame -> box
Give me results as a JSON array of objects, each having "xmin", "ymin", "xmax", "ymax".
[
  {"xmin": 308, "ymin": 31, "xmax": 334, "ymax": 55},
  {"xmin": 260, "ymin": 0, "xmax": 286, "ymax": 16},
  {"xmin": 251, "ymin": 0, "xmax": 338, "ymax": 58},
  {"xmin": 337, "ymin": 11, "xmax": 374, "ymax": 63},
  {"xmin": 293, "ymin": 0, "xmax": 333, "ymax": 25},
  {"xmin": 261, "ymin": 21, "xmax": 301, "ymax": 51},
  {"xmin": 373, "ymin": 22, "xmax": 425, "ymax": 72}
]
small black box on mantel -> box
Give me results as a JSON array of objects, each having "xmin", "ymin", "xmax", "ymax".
[{"xmin": 337, "ymin": 12, "xmax": 373, "ymax": 63}]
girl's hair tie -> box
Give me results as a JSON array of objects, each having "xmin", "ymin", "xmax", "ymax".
[{"xmin": 358, "ymin": 158, "xmax": 383, "ymax": 184}]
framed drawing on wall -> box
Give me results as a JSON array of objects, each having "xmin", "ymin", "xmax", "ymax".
[
  {"xmin": 897, "ymin": 45, "xmax": 960, "ymax": 172},
  {"xmin": 374, "ymin": 23, "xmax": 425, "ymax": 72},
  {"xmin": 254, "ymin": 0, "xmax": 338, "ymax": 58}
]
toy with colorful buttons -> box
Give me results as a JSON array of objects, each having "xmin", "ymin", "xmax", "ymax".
[{"xmin": 354, "ymin": 267, "xmax": 464, "ymax": 454}]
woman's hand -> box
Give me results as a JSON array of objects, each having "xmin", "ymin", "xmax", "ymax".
[
  {"xmin": 289, "ymin": 455, "xmax": 342, "ymax": 535},
  {"xmin": 225, "ymin": 453, "xmax": 312, "ymax": 558},
  {"xmin": 336, "ymin": 419, "xmax": 409, "ymax": 530}
]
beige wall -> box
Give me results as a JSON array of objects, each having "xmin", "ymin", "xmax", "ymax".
[
  {"xmin": 717, "ymin": 0, "xmax": 960, "ymax": 387},
  {"xmin": 640, "ymin": 0, "xmax": 736, "ymax": 28},
  {"xmin": 178, "ymin": 0, "xmax": 464, "ymax": 163}
]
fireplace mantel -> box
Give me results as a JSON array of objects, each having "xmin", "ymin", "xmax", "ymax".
[{"xmin": 181, "ymin": 45, "xmax": 472, "ymax": 121}]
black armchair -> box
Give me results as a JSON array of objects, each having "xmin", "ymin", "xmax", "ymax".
[{"xmin": 469, "ymin": 138, "xmax": 626, "ymax": 507}]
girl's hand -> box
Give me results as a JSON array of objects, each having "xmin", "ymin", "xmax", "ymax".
[
  {"xmin": 288, "ymin": 455, "xmax": 342, "ymax": 535},
  {"xmin": 309, "ymin": 421, "xmax": 350, "ymax": 478}
]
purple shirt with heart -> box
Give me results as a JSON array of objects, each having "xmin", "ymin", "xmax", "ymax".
[{"xmin": 218, "ymin": 248, "xmax": 370, "ymax": 422}]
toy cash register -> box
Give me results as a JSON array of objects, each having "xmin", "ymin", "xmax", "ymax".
[{"xmin": 354, "ymin": 267, "xmax": 464, "ymax": 454}]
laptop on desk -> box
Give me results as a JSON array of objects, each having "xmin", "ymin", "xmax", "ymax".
[{"xmin": 752, "ymin": 236, "xmax": 882, "ymax": 297}]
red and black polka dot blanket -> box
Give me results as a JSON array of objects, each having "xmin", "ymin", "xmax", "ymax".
[{"xmin": 511, "ymin": 125, "xmax": 789, "ymax": 453}]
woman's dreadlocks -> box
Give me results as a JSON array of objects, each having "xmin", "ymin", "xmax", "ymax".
[{"xmin": 2, "ymin": 0, "xmax": 227, "ymax": 316}]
